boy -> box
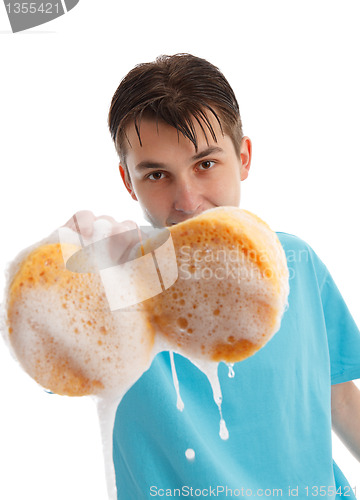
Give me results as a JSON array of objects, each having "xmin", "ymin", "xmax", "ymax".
[{"xmin": 71, "ymin": 54, "xmax": 360, "ymax": 498}]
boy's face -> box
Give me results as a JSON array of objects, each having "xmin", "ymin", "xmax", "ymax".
[{"xmin": 119, "ymin": 113, "xmax": 251, "ymax": 228}]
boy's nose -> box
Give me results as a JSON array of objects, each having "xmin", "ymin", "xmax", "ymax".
[{"xmin": 173, "ymin": 179, "xmax": 202, "ymax": 215}]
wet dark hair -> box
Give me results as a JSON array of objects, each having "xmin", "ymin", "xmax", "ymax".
[{"xmin": 108, "ymin": 53, "xmax": 243, "ymax": 166}]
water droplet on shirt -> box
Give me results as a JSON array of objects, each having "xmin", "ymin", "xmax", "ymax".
[
  {"xmin": 219, "ymin": 418, "xmax": 229, "ymax": 440},
  {"xmin": 198, "ymin": 361, "xmax": 230, "ymax": 440},
  {"xmin": 227, "ymin": 363, "xmax": 235, "ymax": 378},
  {"xmin": 169, "ymin": 351, "xmax": 184, "ymax": 411}
]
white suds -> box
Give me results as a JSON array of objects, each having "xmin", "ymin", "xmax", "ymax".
[
  {"xmin": 219, "ymin": 417, "xmax": 229, "ymax": 440},
  {"xmin": 195, "ymin": 361, "xmax": 229, "ymax": 441},
  {"xmin": 95, "ymin": 396, "xmax": 123, "ymax": 500},
  {"xmin": 4, "ymin": 207, "xmax": 291, "ymax": 499},
  {"xmin": 227, "ymin": 363, "xmax": 235, "ymax": 378},
  {"xmin": 169, "ymin": 351, "xmax": 184, "ymax": 411},
  {"xmin": 185, "ymin": 448, "xmax": 195, "ymax": 460}
]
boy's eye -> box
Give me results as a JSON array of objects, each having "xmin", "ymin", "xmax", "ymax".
[
  {"xmin": 147, "ymin": 171, "xmax": 165, "ymax": 181},
  {"xmin": 198, "ymin": 160, "xmax": 215, "ymax": 170}
]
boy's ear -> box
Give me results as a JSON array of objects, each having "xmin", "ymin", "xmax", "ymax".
[
  {"xmin": 239, "ymin": 136, "xmax": 252, "ymax": 181},
  {"xmin": 119, "ymin": 164, "xmax": 138, "ymax": 201}
]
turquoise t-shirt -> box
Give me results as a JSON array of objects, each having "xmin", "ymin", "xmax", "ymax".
[{"xmin": 113, "ymin": 233, "xmax": 360, "ymax": 499}]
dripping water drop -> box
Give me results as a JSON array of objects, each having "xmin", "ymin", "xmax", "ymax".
[
  {"xmin": 219, "ymin": 418, "xmax": 229, "ymax": 440},
  {"xmin": 169, "ymin": 351, "xmax": 184, "ymax": 411},
  {"xmin": 227, "ymin": 363, "xmax": 235, "ymax": 378}
]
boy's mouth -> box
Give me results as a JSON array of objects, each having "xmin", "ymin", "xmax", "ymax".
[{"xmin": 168, "ymin": 216, "xmax": 196, "ymax": 226}]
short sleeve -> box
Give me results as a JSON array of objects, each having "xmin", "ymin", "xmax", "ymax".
[
  {"xmin": 319, "ymin": 267, "xmax": 360, "ymax": 384},
  {"xmin": 278, "ymin": 232, "xmax": 360, "ymax": 385}
]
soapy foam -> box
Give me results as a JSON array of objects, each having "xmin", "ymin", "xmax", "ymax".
[
  {"xmin": 144, "ymin": 206, "xmax": 289, "ymax": 364},
  {"xmin": 141, "ymin": 206, "xmax": 289, "ymax": 445},
  {"xmin": 194, "ymin": 359, "xmax": 229, "ymax": 440},
  {"xmin": 227, "ymin": 363, "xmax": 235, "ymax": 378},
  {"xmin": 4, "ymin": 230, "xmax": 156, "ymax": 500},
  {"xmin": 96, "ymin": 396, "xmax": 123, "ymax": 500},
  {"xmin": 169, "ymin": 351, "xmax": 184, "ymax": 411},
  {"xmin": 7, "ymin": 242, "xmax": 155, "ymax": 398},
  {"xmin": 2, "ymin": 207, "xmax": 289, "ymax": 499}
]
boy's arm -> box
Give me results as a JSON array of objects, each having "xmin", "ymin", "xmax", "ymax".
[{"xmin": 331, "ymin": 381, "xmax": 360, "ymax": 462}]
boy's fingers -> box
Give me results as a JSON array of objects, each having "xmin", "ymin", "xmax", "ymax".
[
  {"xmin": 107, "ymin": 226, "xmax": 142, "ymax": 264},
  {"xmin": 62, "ymin": 213, "xmax": 142, "ymax": 264},
  {"xmin": 109, "ymin": 220, "xmax": 139, "ymax": 236},
  {"xmin": 97, "ymin": 215, "xmax": 118, "ymax": 225},
  {"xmin": 63, "ymin": 210, "xmax": 96, "ymax": 238}
]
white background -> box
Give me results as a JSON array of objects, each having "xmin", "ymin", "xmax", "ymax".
[{"xmin": 0, "ymin": 0, "xmax": 359, "ymax": 498}]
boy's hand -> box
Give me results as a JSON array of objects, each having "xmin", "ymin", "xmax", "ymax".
[{"xmin": 63, "ymin": 210, "xmax": 141, "ymax": 266}]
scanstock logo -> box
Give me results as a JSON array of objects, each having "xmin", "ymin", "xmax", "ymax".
[{"xmin": 3, "ymin": 0, "xmax": 79, "ymax": 32}]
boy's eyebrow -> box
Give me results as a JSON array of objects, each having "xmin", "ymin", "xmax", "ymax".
[
  {"xmin": 135, "ymin": 146, "xmax": 225, "ymax": 172},
  {"xmin": 191, "ymin": 146, "xmax": 224, "ymax": 161},
  {"xmin": 135, "ymin": 161, "xmax": 167, "ymax": 172}
]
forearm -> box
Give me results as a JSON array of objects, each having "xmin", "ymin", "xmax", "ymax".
[{"xmin": 331, "ymin": 381, "xmax": 360, "ymax": 462}]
